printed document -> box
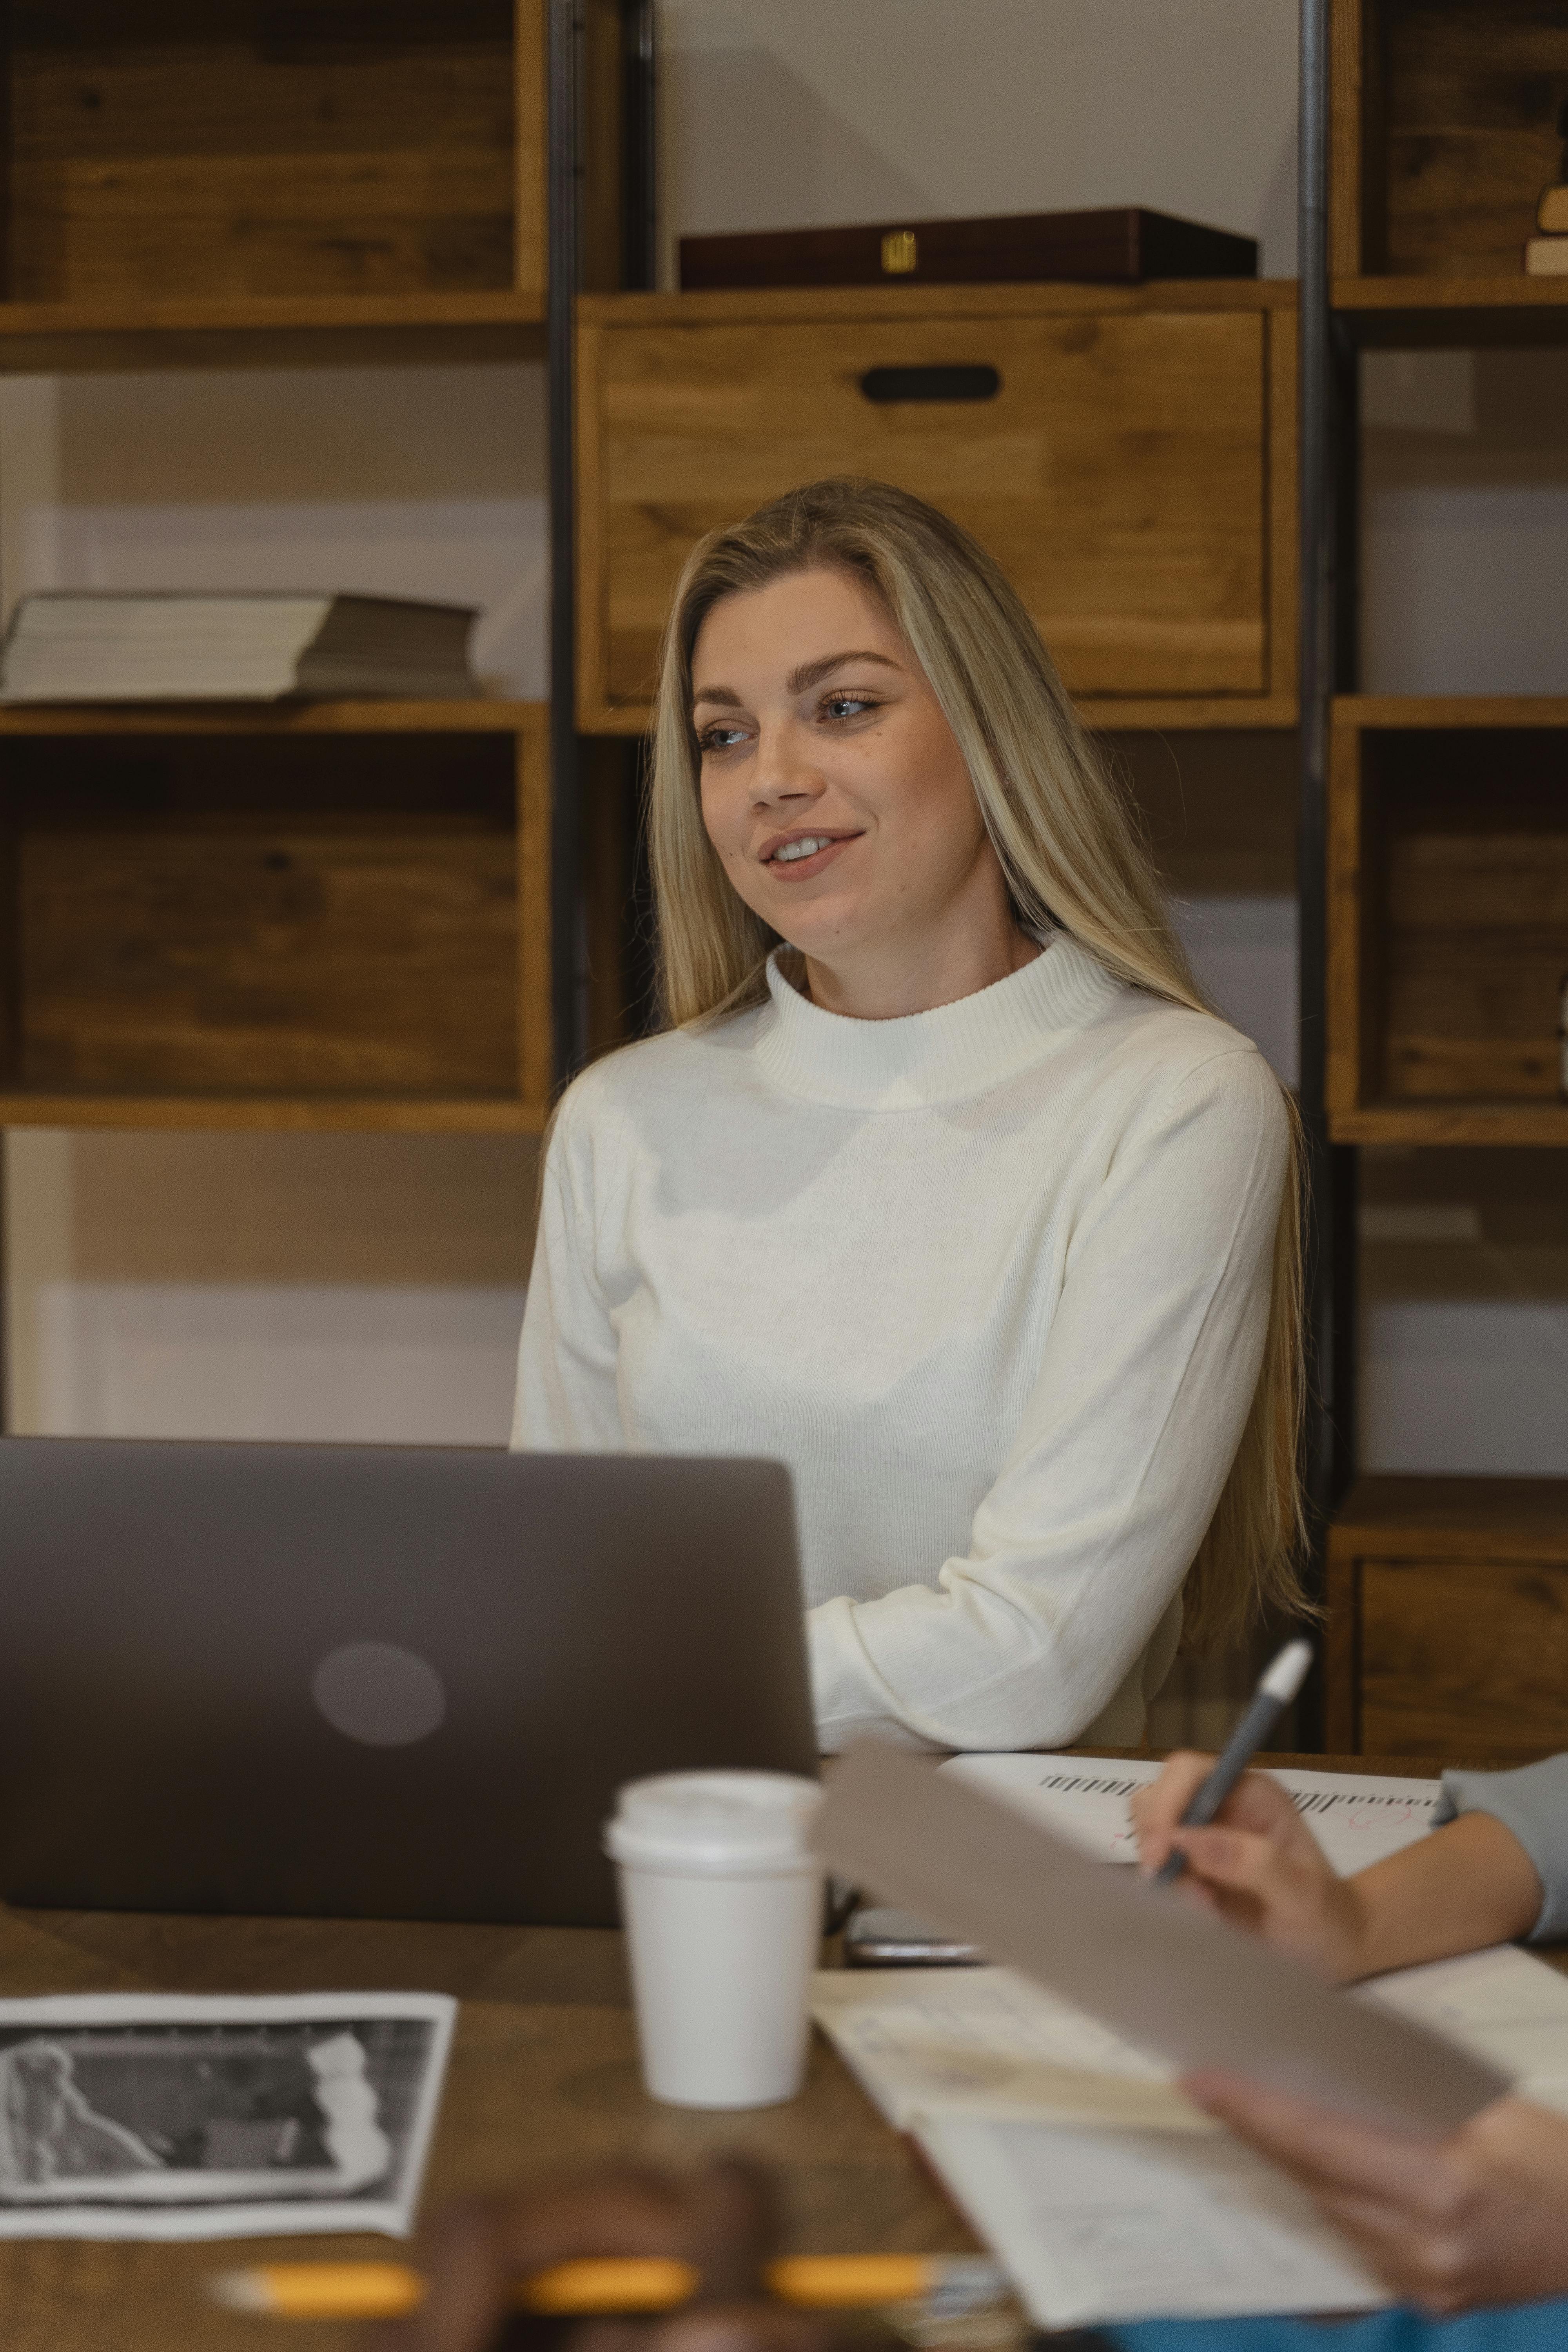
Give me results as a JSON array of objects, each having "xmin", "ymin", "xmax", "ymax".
[{"xmin": 0, "ymin": 1991, "xmax": 454, "ymax": 2239}]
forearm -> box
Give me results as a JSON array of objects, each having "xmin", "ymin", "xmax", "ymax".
[{"xmin": 1344, "ymin": 1811, "xmax": 1544, "ymax": 1980}]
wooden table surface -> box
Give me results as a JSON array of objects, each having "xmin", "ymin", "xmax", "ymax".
[{"xmin": 0, "ymin": 1751, "xmax": 1507, "ymax": 2350}]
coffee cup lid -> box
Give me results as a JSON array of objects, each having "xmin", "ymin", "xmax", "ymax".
[{"xmin": 604, "ymin": 1770, "xmax": 823, "ymax": 1875}]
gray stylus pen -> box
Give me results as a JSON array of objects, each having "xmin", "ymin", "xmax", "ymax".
[{"xmin": 1152, "ymin": 1637, "xmax": 1315, "ymax": 1887}]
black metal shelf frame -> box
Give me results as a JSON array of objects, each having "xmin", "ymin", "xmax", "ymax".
[
  {"xmin": 1298, "ymin": 0, "xmax": 1361, "ymax": 1744},
  {"xmin": 548, "ymin": 0, "xmax": 658, "ymax": 1088}
]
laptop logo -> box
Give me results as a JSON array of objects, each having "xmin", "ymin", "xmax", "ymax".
[{"xmin": 311, "ymin": 1642, "xmax": 447, "ymax": 1748}]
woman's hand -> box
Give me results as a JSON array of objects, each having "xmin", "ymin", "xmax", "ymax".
[
  {"xmin": 1132, "ymin": 1754, "xmax": 1545, "ymax": 1983},
  {"xmin": 378, "ymin": 2160, "xmax": 831, "ymax": 2352},
  {"xmin": 1130, "ymin": 1752, "xmax": 1370, "ymax": 1981},
  {"xmin": 1184, "ymin": 2074, "xmax": 1568, "ymax": 2315}
]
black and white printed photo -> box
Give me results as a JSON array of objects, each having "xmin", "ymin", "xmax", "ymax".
[{"xmin": 0, "ymin": 1993, "xmax": 455, "ymax": 2240}]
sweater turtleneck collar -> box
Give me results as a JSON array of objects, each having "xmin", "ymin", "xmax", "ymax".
[{"xmin": 751, "ymin": 933, "xmax": 1124, "ymax": 1110}]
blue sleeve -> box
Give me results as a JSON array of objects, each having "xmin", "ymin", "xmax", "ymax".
[
  {"xmin": 1433, "ymin": 1754, "xmax": 1568, "ymax": 1945},
  {"xmin": 1108, "ymin": 2295, "xmax": 1568, "ymax": 2352}
]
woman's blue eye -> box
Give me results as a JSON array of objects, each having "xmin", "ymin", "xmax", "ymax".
[
  {"xmin": 700, "ymin": 724, "xmax": 747, "ymax": 751},
  {"xmin": 823, "ymin": 694, "xmax": 878, "ymax": 720}
]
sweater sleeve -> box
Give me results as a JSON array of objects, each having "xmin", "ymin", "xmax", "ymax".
[
  {"xmin": 1435, "ymin": 1757, "xmax": 1568, "ymax": 1944},
  {"xmin": 510, "ymin": 1091, "xmax": 626, "ymax": 1451},
  {"xmin": 806, "ymin": 1046, "xmax": 1290, "ymax": 1751}
]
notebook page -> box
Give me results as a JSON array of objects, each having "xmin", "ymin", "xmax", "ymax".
[
  {"xmin": 941, "ymin": 1753, "xmax": 1441, "ymax": 1874},
  {"xmin": 915, "ymin": 2111, "xmax": 1387, "ymax": 2327}
]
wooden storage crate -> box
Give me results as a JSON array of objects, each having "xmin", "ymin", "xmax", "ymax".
[
  {"xmin": 0, "ymin": 0, "xmax": 549, "ymax": 366},
  {"xmin": 1327, "ymin": 1476, "xmax": 1568, "ymax": 1759},
  {"xmin": 1328, "ymin": 700, "xmax": 1568, "ymax": 1143},
  {"xmin": 1331, "ymin": 0, "xmax": 1568, "ymax": 338},
  {"xmin": 1333, "ymin": 0, "xmax": 1568, "ymax": 278},
  {"xmin": 575, "ymin": 282, "xmax": 1297, "ymax": 733},
  {"xmin": 0, "ymin": 703, "xmax": 550, "ymax": 1129}
]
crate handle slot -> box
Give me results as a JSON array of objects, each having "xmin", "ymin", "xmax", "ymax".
[{"xmin": 858, "ymin": 364, "xmax": 1001, "ymax": 403}]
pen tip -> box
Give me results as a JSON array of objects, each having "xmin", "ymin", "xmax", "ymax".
[{"xmin": 1261, "ymin": 1639, "xmax": 1314, "ymax": 1703}]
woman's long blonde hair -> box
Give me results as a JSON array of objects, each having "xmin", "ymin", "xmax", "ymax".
[{"xmin": 646, "ymin": 476, "xmax": 1308, "ymax": 1651}]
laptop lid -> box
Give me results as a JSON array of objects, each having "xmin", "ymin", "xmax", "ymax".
[{"xmin": 0, "ymin": 1438, "xmax": 817, "ymax": 1927}]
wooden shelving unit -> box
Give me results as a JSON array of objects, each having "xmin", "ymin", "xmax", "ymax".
[
  {"xmin": 0, "ymin": 0, "xmax": 639, "ymax": 1134},
  {"xmin": 1300, "ymin": 0, "xmax": 1568, "ymax": 1751},
  {"xmin": 0, "ymin": 2, "xmax": 547, "ymax": 342},
  {"xmin": 1327, "ymin": 697, "xmax": 1568, "ymax": 1146},
  {"xmin": 575, "ymin": 279, "xmax": 1299, "ymax": 735},
  {"xmin": 0, "ymin": 702, "xmax": 552, "ymax": 1132},
  {"xmin": 1327, "ymin": 1477, "xmax": 1568, "ymax": 1759},
  {"xmin": 1330, "ymin": 0, "xmax": 1568, "ymax": 339}
]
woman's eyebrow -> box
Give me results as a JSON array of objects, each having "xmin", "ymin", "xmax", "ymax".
[
  {"xmin": 690, "ymin": 649, "xmax": 903, "ymax": 715},
  {"xmin": 786, "ymin": 650, "xmax": 903, "ymax": 693}
]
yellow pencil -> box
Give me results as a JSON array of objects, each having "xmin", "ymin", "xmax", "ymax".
[{"xmin": 211, "ymin": 2251, "xmax": 1009, "ymax": 2323}]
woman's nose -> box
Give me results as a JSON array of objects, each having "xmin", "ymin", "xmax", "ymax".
[{"xmin": 751, "ymin": 721, "xmax": 824, "ymax": 808}]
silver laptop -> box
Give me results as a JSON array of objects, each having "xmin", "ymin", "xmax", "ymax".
[{"xmin": 0, "ymin": 1437, "xmax": 816, "ymax": 1927}]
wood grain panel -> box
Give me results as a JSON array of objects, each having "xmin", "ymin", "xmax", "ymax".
[
  {"xmin": 1338, "ymin": 722, "xmax": 1568, "ymax": 1119},
  {"xmin": 580, "ymin": 306, "xmax": 1270, "ymax": 723},
  {"xmin": 2, "ymin": 732, "xmax": 526, "ymax": 1103},
  {"xmin": 1266, "ymin": 308, "xmax": 1298, "ymax": 703},
  {"xmin": 1330, "ymin": 1103, "xmax": 1568, "ymax": 1143},
  {"xmin": 516, "ymin": 708, "xmax": 552, "ymax": 1106},
  {"xmin": 19, "ymin": 820, "xmax": 518, "ymax": 1096},
  {"xmin": 1335, "ymin": 1474, "xmax": 1568, "ymax": 1553},
  {"xmin": 8, "ymin": 1, "xmax": 522, "ymax": 303},
  {"xmin": 1360, "ymin": 1557, "xmax": 1568, "ymax": 1762},
  {"xmin": 1326, "ymin": 724, "xmax": 1364, "ymax": 1115},
  {"xmin": 1382, "ymin": 2, "xmax": 1568, "ymax": 276},
  {"xmin": 1327, "ymin": 1479, "xmax": 1568, "ymax": 1752},
  {"xmin": 1330, "ymin": 0, "xmax": 1368, "ymax": 277},
  {"xmin": 512, "ymin": 0, "xmax": 546, "ymax": 301}
]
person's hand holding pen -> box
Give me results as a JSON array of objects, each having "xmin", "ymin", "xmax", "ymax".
[
  {"xmin": 1131, "ymin": 1751, "xmax": 1374, "ymax": 1979},
  {"xmin": 1132, "ymin": 1753, "xmax": 1544, "ymax": 1984},
  {"xmin": 371, "ymin": 2161, "xmax": 830, "ymax": 2352}
]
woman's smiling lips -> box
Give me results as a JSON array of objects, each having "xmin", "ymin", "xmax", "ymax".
[{"xmin": 757, "ymin": 829, "xmax": 862, "ymax": 881}]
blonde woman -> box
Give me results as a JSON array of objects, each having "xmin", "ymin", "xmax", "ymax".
[{"xmin": 513, "ymin": 478, "xmax": 1306, "ymax": 1752}]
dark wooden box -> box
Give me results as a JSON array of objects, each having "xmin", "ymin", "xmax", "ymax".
[{"xmin": 680, "ymin": 207, "xmax": 1258, "ymax": 294}]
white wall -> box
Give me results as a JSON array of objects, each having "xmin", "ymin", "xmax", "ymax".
[
  {"xmin": 660, "ymin": 0, "xmax": 1299, "ymax": 281},
  {"xmin": 1363, "ymin": 349, "xmax": 1568, "ymax": 697},
  {"xmin": 6, "ymin": 1132, "xmax": 531, "ymax": 1444}
]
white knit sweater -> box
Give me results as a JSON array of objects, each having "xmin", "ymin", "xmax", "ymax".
[{"xmin": 512, "ymin": 936, "xmax": 1289, "ymax": 1752}]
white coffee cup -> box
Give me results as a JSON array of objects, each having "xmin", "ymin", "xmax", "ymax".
[{"xmin": 604, "ymin": 1769, "xmax": 824, "ymax": 2110}]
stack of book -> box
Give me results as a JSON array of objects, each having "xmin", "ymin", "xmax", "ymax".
[
  {"xmin": 0, "ymin": 591, "xmax": 479, "ymax": 703},
  {"xmin": 1526, "ymin": 182, "xmax": 1568, "ymax": 276}
]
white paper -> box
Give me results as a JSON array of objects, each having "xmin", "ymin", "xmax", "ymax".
[
  {"xmin": 916, "ymin": 2111, "xmax": 1387, "ymax": 2327},
  {"xmin": 811, "ymin": 1967, "xmax": 1205, "ymax": 2132},
  {"xmin": 0, "ymin": 1992, "xmax": 455, "ymax": 2239},
  {"xmin": 942, "ymin": 1753, "xmax": 1441, "ymax": 1875},
  {"xmin": 1367, "ymin": 1944, "xmax": 1568, "ymax": 2114}
]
